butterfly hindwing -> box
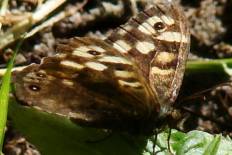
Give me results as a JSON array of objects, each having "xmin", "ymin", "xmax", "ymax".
[{"xmin": 13, "ymin": 37, "xmax": 156, "ymax": 133}]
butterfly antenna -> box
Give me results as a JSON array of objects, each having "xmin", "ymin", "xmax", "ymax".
[
  {"xmin": 167, "ymin": 128, "xmax": 174, "ymax": 155},
  {"xmin": 152, "ymin": 130, "xmax": 158, "ymax": 155},
  {"xmin": 176, "ymin": 81, "xmax": 232, "ymax": 108},
  {"xmin": 176, "ymin": 81, "xmax": 232, "ymax": 129}
]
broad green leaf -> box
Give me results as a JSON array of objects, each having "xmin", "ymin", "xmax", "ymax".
[
  {"xmin": 8, "ymin": 99, "xmax": 232, "ymax": 155},
  {"xmin": 8, "ymin": 100, "xmax": 148, "ymax": 155}
]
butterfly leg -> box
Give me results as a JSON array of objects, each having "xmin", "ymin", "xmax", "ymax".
[
  {"xmin": 152, "ymin": 130, "xmax": 158, "ymax": 155},
  {"xmin": 152, "ymin": 129, "xmax": 167, "ymax": 155},
  {"xmin": 167, "ymin": 128, "xmax": 174, "ymax": 155}
]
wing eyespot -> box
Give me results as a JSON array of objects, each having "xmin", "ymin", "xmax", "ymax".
[
  {"xmin": 88, "ymin": 50, "xmax": 101, "ymax": 56},
  {"xmin": 36, "ymin": 72, "xmax": 46, "ymax": 78},
  {"xmin": 153, "ymin": 22, "xmax": 166, "ymax": 32},
  {"xmin": 28, "ymin": 84, "xmax": 41, "ymax": 92}
]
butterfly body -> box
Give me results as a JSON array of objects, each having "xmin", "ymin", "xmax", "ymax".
[{"xmin": 13, "ymin": 1, "xmax": 190, "ymax": 135}]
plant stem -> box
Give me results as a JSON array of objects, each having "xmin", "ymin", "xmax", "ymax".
[{"xmin": 186, "ymin": 58, "xmax": 232, "ymax": 75}]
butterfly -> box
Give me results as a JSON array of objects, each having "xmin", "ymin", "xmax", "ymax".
[{"xmin": 13, "ymin": 1, "xmax": 190, "ymax": 135}]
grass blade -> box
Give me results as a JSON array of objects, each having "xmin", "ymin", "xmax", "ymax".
[{"xmin": 0, "ymin": 39, "xmax": 23, "ymax": 151}]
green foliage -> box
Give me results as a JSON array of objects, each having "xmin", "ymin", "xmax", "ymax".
[
  {"xmin": 145, "ymin": 130, "xmax": 232, "ymax": 155},
  {"xmin": 8, "ymin": 100, "xmax": 232, "ymax": 155},
  {"xmin": 8, "ymin": 100, "xmax": 147, "ymax": 155}
]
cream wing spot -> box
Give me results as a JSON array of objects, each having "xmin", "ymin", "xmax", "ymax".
[
  {"xmin": 139, "ymin": 22, "xmax": 156, "ymax": 35},
  {"xmin": 62, "ymin": 79, "xmax": 74, "ymax": 87},
  {"xmin": 136, "ymin": 41, "xmax": 155, "ymax": 54},
  {"xmin": 138, "ymin": 24, "xmax": 150, "ymax": 35},
  {"xmin": 68, "ymin": 112, "xmax": 93, "ymax": 121},
  {"xmin": 156, "ymin": 32, "xmax": 172, "ymax": 41},
  {"xmin": 47, "ymin": 75, "xmax": 56, "ymax": 81},
  {"xmin": 160, "ymin": 15, "xmax": 175, "ymax": 26},
  {"xmin": 75, "ymin": 46, "xmax": 91, "ymax": 52},
  {"xmin": 147, "ymin": 16, "xmax": 163, "ymax": 26},
  {"xmin": 85, "ymin": 62, "xmax": 108, "ymax": 71},
  {"xmin": 118, "ymin": 80, "xmax": 142, "ymax": 88},
  {"xmin": 88, "ymin": 45, "xmax": 106, "ymax": 53},
  {"xmin": 36, "ymin": 70, "xmax": 47, "ymax": 76},
  {"xmin": 118, "ymin": 29, "xmax": 127, "ymax": 35},
  {"xmin": 151, "ymin": 66, "xmax": 174, "ymax": 75},
  {"xmin": 113, "ymin": 40, "xmax": 132, "ymax": 53},
  {"xmin": 89, "ymin": 8, "xmax": 101, "ymax": 16},
  {"xmin": 55, "ymin": 113, "xmax": 66, "ymax": 117},
  {"xmin": 72, "ymin": 49, "xmax": 94, "ymax": 58},
  {"xmin": 98, "ymin": 56, "xmax": 132, "ymax": 65},
  {"xmin": 124, "ymin": 25, "xmax": 133, "ymax": 31},
  {"xmin": 118, "ymin": 25, "xmax": 133, "ymax": 35},
  {"xmin": 156, "ymin": 32, "xmax": 188, "ymax": 43},
  {"xmin": 55, "ymin": 53, "xmax": 67, "ymax": 59},
  {"xmin": 155, "ymin": 52, "xmax": 176, "ymax": 64},
  {"xmin": 114, "ymin": 70, "xmax": 135, "ymax": 78},
  {"xmin": 139, "ymin": 15, "xmax": 172, "ymax": 35},
  {"xmin": 60, "ymin": 60, "xmax": 84, "ymax": 70},
  {"xmin": 73, "ymin": 45, "xmax": 106, "ymax": 58},
  {"xmin": 33, "ymin": 106, "xmax": 42, "ymax": 111},
  {"xmin": 113, "ymin": 42, "xmax": 126, "ymax": 53},
  {"xmin": 147, "ymin": 15, "xmax": 174, "ymax": 28}
]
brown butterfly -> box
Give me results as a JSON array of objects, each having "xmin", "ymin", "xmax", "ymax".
[{"xmin": 13, "ymin": 1, "xmax": 190, "ymax": 135}]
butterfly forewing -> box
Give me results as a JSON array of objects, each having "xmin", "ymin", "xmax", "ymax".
[
  {"xmin": 106, "ymin": 2, "xmax": 189, "ymax": 109},
  {"xmin": 13, "ymin": 1, "xmax": 190, "ymax": 134}
]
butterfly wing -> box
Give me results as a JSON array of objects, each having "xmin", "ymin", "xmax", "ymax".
[
  {"xmin": 13, "ymin": 37, "xmax": 157, "ymax": 133},
  {"xmin": 13, "ymin": 1, "xmax": 190, "ymax": 134},
  {"xmin": 106, "ymin": 1, "xmax": 190, "ymax": 111}
]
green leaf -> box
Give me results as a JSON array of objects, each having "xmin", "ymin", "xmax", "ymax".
[
  {"xmin": 203, "ymin": 135, "xmax": 220, "ymax": 155},
  {"xmin": 8, "ymin": 100, "xmax": 148, "ymax": 155},
  {"xmin": 8, "ymin": 99, "xmax": 232, "ymax": 155}
]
